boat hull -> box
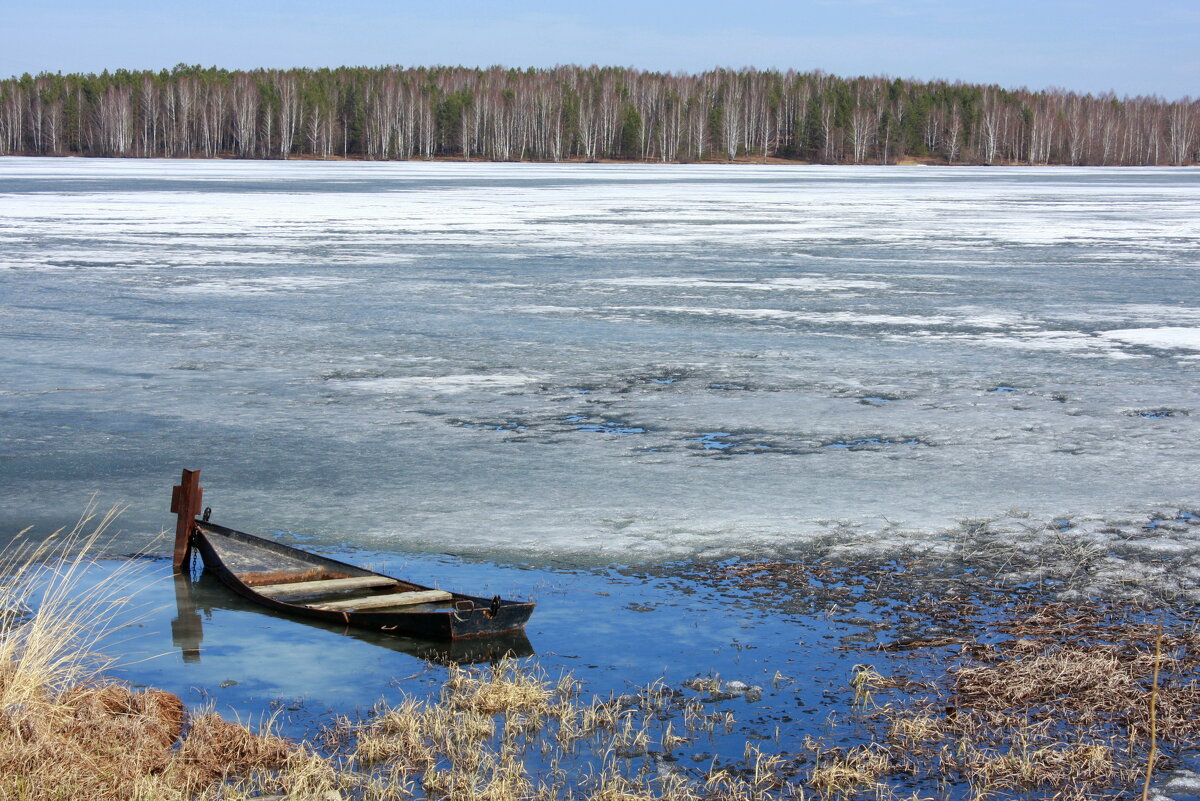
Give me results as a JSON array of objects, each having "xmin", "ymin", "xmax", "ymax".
[{"xmin": 191, "ymin": 521, "xmax": 534, "ymax": 640}]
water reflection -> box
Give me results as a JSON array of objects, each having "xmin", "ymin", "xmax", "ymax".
[
  {"xmin": 172, "ymin": 569, "xmax": 534, "ymax": 665},
  {"xmin": 170, "ymin": 574, "xmax": 203, "ymax": 663}
]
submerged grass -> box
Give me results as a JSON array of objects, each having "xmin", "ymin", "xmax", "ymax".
[
  {"xmin": 859, "ymin": 604, "xmax": 1200, "ymax": 800},
  {"xmin": 222, "ymin": 608, "xmax": 1198, "ymax": 801},
  {"xmin": 3, "ymin": 512, "xmax": 1197, "ymax": 801}
]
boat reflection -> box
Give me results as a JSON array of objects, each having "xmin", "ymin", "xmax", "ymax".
[
  {"xmin": 170, "ymin": 573, "xmax": 204, "ymax": 663},
  {"xmin": 172, "ymin": 569, "xmax": 534, "ymax": 665}
]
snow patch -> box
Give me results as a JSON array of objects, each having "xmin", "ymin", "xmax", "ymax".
[
  {"xmin": 1099, "ymin": 328, "xmax": 1200, "ymax": 351},
  {"xmin": 168, "ymin": 276, "xmax": 357, "ymax": 295},
  {"xmin": 590, "ymin": 276, "xmax": 889, "ymax": 292},
  {"xmin": 331, "ymin": 374, "xmax": 542, "ymax": 394}
]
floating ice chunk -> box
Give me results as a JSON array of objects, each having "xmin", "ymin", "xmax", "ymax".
[
  {"xmin": 1162, "ymin": 770, "xmax": 1200, "ymax": 798},
  {"xmin": 168, "ymin": 276, "xmax": 357, "ymax": 294},
  {"xmin": 1099, "ymin": 327, "xmax": 1200, "ymax": 351},
  {"xmin": 331, "ymin": 374, "xmax": 541, "ymax": 393},
  {"xmin": 823, "ymin": 437, "xmax": 923, "ymax": 449},
  {"xmin": 459, "ymin": 420, "xmax": 528, "ymax": 432},
  {"xmin": 612, "ymin": 306, "xmax": 961, "ymax": 327},
  {"xmin": 589, "ymin": 276, "xmax": 889, "ymax": 292}
]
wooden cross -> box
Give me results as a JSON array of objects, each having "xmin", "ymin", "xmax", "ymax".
[{"xmin": 170, "ymin": 468, "xmax": 203, "ymax": 573}]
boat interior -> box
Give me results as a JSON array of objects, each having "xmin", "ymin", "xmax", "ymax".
[{"xmin": 198, "ymin": 523, "xmax": 460, "ymax": 614}]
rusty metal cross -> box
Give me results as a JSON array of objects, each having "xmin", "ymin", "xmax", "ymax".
[{"xmin": 169, "ymin": 468, "xmax": 203, "ymax": 573}]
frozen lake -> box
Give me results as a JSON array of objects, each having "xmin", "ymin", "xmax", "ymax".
[{"xmin": 1, "ymin": 158, "xmax": 1198, "ymax": 590}]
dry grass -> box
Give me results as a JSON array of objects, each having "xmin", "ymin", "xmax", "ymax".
[
  {"xmin": 328, "ymin": 662, "xmax": 823, "ymax": 801},
  {"xmin": 443, "ymin": 659, "xmax": 560, "ymax": 717},
  {"xmin": 0, "ymin": 507, "xmax": 294, "ymax": 801},
  {"xmin": 808, "ymin": 743, "xmax": 890, "ymax": 798},
  {"xmin": 167, "ymin": 710, "xmax": 292, "ymax": 789},
  {"xmin": 0, "ymin": 504, "xmax": 135, "ymax": 710},
  {"xmin": 858, "ymin": 604, "xmax": 1200, "ymax": 800}
]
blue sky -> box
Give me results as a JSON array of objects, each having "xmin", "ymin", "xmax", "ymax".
[{"xmin": 3, "ymin": 0, "xmax": 1196, "ymax": 99}]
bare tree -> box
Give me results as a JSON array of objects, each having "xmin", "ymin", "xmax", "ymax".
[
  {"xmin": 1167, "ymin": 101, "xmax": 1197, "ymax": 165},
  {"xmin": 849, "ymin": 82, "xmax": 881, "ymax": 164},
  {"xmin": 276, "ymin": 73, "xmax": 300, "ymax": 158},
  {"xmin": 945, "ymin": 104, "xmax": 962, "ymax": 164},
  {"xmin": 139, "ymin": 77, "xmax": 160, "ymax": 156},
  {"xmin": 98, "ymin": 85, "xmax": 133, "ymax": 155},
  {"xmin": 229, "ymin": 75, "xmax": 259, "ymax": 157},
  {"xmin": 978, "ymin": 88, "xmax": 1006, "ymax": 164}
]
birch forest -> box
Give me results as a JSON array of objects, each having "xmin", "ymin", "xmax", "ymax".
[{"xmin": 1, "ymin": 64, "xmax": 1196, "ymax": 165}]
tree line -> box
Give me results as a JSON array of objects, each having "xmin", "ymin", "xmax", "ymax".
[{"xmin": 1, "ymin": 64, "xmax": 1196, "ymax": 165}]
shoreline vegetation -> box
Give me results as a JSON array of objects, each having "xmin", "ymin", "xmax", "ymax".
[
  {"xmin": 1, "ymin": 65, "xmax": 1197, "ymax": 167},
  {"xmin": 3, "ymin": 511, "xmax": 1199, "ymax": 799}
]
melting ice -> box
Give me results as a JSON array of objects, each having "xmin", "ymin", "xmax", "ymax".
[{"xmin": 0, "ymin": 158, "xmax": 1198, "ymax": 596}]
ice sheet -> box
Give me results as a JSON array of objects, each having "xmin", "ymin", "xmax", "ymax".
[{"xmin": 1, "ymin": 158, "xmax": 1197, "ymax": 598}]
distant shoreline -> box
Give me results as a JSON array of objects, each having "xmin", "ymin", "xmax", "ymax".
[
  {"xmin": 4, "ymin": 65, "xmax": 1196, "ymax": 168},
  {"xmin": 6, "ymin": 153, "xmax": 1193, "ymax": 167}
]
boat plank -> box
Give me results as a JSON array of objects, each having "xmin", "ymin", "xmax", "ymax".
[
  {"xmin": 209, "ymin": 536, "xmax": 320, "ymax": 575},
  {"xmin": 255, "ymin": 576, "xmax": 398, "ymax": 598},
  {"xmin": 311, "ymin": 589, "xmax": 453, "ymax": 611}
]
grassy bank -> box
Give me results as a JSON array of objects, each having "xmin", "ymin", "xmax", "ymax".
[
  {"xmin": 0, "ymin": 509, "xmax": 293, "ymax": 800},
  {"xmin": 2, "ymin": 511, "xmax": 1197, "ymax": 800}
]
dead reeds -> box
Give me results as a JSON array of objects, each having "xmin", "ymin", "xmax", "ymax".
[
  {"xmin": 856, "ymin": 603, "xmax": 1200, "ymax": 800},
  {"xmin": 0, "ymin": 507, "xmax": 294, "ymax": 801}
]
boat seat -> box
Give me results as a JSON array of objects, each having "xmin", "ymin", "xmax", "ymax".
[
  {"xmin": 254, "ymin": 576, "xmax": 399, "ymax": 598},
  {"xmin": 310, "ymin": 589, "xmax": 453, "ymax": 611}
]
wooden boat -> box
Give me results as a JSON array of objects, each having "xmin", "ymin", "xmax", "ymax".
[{"xmin": 171, "ymin": 469, "xmax": 534, "ymax": 640}]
